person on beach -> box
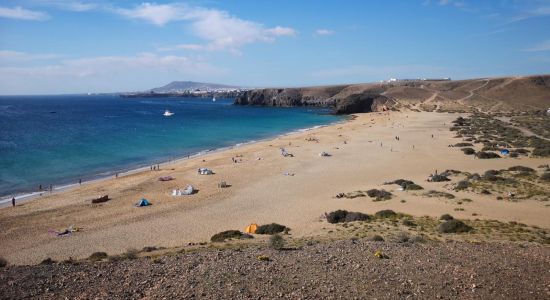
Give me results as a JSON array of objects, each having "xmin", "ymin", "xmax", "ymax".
[
  {"xmin": 49, "ymin": 185, "xmax": 52, "ymax": 192},
  {"xmin": 39, "ymin": 184, "xmax": 42, "ymax": 191},
  {"xmin": 79, "ymin": 179, "xmax": 82, "ymax": 185},
  {"xmin": 12, "ymin": 197, "xmax": 15, "ymax": 207},
  {"xmin": 115, "ymin": 173, "xmax": 118, "ymax": 178}
]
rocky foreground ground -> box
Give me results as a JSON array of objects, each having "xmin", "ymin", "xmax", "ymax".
[{"xmin": 1, "ymin": 240, "xmax": 549, "ymax": 299}]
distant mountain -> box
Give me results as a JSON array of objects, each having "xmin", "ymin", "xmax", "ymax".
[{"xmin": 150, "ymin": 81, "xmax": 241, "ymax": 93}]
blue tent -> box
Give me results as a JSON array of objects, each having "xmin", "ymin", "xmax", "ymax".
[
  {"xmin": 136, "ymin": 198, "xmax": 151, "ymax": 207},
  {"xmin": 500, "ymin": 149, "xmax": 510, "ymax": 155}
]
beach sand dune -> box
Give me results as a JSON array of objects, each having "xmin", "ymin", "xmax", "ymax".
[{"xmin": 1, "ymin": 111, "xmax": 548, "ymax": 265}]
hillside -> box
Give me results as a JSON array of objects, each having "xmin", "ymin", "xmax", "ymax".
[{"xmin": 235, "ymin": 75, "xmax": 550, "ymax": 114}]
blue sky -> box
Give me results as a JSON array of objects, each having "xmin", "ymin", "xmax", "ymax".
[{"xmin": 0, "ymin": 0, "xmax": 549, "ymax": 94}]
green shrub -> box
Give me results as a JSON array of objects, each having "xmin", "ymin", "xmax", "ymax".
[
  {"xmin": 268, "ymin": 234, "xmax": 285, "ymax": 250},
  {"xmin": 454, "ymin": 180, "xmax": 470, "ymax": 191},
  {"xmin": 485, "ymin": 169, "xmax": 501, "ymax": 176},
  {"xmin": 461, "ymin": 148, "xmax": 476, "ymax": 155},
  {"xmin": 392, "ymin": 232, "xmax": 411, "ymax": 243},
  {"xmin": 454, "ymin": 142, "xmax": 473, "ymax": 147},
  {"xmin": 508, "ymin": 166, "xmax": 534, "ymax": 172},
  {"xmin": 390, "ymin": 179, "xmax": 414, "ymax": 186},
  {"xmin": 475, "ymin": 151, "xmax": 500, "ymax": 159},
  {"xmin": 430, "ymin": 174, "xmax": 450, "ymax": 182},
  {"xmin": 438, "ymin": 220, "xmax": 472, "ymax": 233},
  {"xmin": 325, "ymin": 210, "xmax": 371, "ymax": 224},
  {"xmin": 141, "ymin": 246, "xmax": 159, "ymax": 252},
  {"xmin": 40, "ymin": 258, "xmax": 56, "ymax": 265},
  {"xmin": 406, "ymin": 183, "xmax": 424, "ymax": 190},
  {"xmin": 540, "ymin": 172, "xmax": 550, "ymax": 182},
  {"xmin": 533, "ymin": 148, "xmax": 550, "ymax": 157},
  {"xmin": 439, "ymin": 214, "xmax": 454, "ymax": 221},
  {"xmin": 424, "ymin": 190, "xmax": 456, "ymax": 199},
  {"xmin": 122, "ymin": 248, "xmax": 139, "ymax": 260},
  {"xmin": 368, "ymin": 235, "xmax": 384, "ymax": 241},
  {"xmin": 366, "ymin": 189, "xmax": 392, "ymax": 201},
  {"xmin": 88, "ymin": 252, "xmax": 108, "ymax": 262},
  {"xmin": 402, "ymin": 219, "xmax": 416, "ymax": 227},
  {"xmin": 375, "ymin": 209, "xmax": 397, "ymax": 218},
  {"xmin": 255, "ymin": 223, "xmax": 290, "ymax": 235},
  {"xmin": 211, "ymin": 230, "xmax": 247, "ymax": 242}
]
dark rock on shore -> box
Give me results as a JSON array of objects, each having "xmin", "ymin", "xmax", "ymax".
[{"xmin": 235, "ymin": 87, "xmax": 393, "ymax": 114}]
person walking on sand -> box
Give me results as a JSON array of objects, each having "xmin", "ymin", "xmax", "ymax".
[
  {"xmin": 79, "ymin": 178, "xmax": 82, "ymax": 185},
  {"xmin": 12, "ymin": 197, "xmax": 15, "ymax": 207}
]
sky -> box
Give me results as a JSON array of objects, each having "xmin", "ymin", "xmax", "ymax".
[{"xmin": 0, "ymin": 0, "xmax": 549, "ymax": 94}]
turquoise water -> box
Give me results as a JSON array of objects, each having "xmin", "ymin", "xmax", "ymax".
[{"xmin": 0, "ymin": 95, "xmax": 341, "ymax": 196}]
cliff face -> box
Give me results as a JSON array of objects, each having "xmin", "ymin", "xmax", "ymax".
[
  {"xmin": 234, "ymin": 75, "xmax": 550, "ymax": 114},
  {"xmin": 235, "ymin": 87, "xmax": 392, "ymax": 114}
]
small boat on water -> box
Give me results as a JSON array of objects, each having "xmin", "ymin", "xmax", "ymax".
[
  {"xmin": 163, "ymin": 110, "xmax": 174, "ymax": 117},
  {"xmin": 212, "ymin": 96, "xmax": 216, "ymax": 102}
]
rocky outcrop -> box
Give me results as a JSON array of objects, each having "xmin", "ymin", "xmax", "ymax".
[
  {"xmin": 235, "ymin": 88, "xmax": 393, "ymax": 114},
  {"xmin": 334, "ymin": 93, "xmax": 392, "ymax": 114},
  {"xmin": 235, "ymin": 88, "xmax": 313, "ymax": 107}
]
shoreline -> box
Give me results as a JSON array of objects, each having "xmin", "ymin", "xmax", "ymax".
[
  {"xmin": 0, "ymin": 116, "xmax": 348, "ymax": 207},
  {"xmin": 1, "ymin": 110, "xmax": 548, "ymax": 265}
]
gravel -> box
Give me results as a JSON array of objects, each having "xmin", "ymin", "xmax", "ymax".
[{"xmin": 1, "ymin": 240, "xmax": 549, "ymax": 299}]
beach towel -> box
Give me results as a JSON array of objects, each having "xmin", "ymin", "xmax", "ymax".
[{"xmin": 159, "ymin": 176, "xmax": 174, "ymax": 181}]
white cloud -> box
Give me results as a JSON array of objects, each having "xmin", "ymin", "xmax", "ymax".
[
  {"xmin": 0, "ymin": 6, "xmax": 49, "ymax": 21},
  {"xmin": 115, "ymin": 3, "xmax": 296, "ymax": 53},
  {"xmin": 175, "ymin": 44, "xmax": 205, "ymax": 51},
  {"xmin": 438, "ymin": 0, "xmax": 465, "ymax": 7},
  {"xmin": 36, "ymin": 0, "xmax": 98, "ymax": 12},
  {"xmin": 0, "ymin": 53, "xmax": 225, "ymax": 93},
  {"xmin": 0, "ymin": 50, "xmax": 60, "ymax": 62},
  {"xmin": 510, "ymin": 5, "xmax": 550, "ymax": 22},
  {"xmin": 266, "ymin": 26, "xmax": 297, "ymax": 36},
  {"xmin": 523, "ymin": 40, "xmax": 550, "ymax": 52},
  {"xmin": 115, "ymin": 2, "xmax": 190, "ymax": 26},
  {"xmin": 315, "ymin": 29, "xmax": 334, "ymax": 36}
]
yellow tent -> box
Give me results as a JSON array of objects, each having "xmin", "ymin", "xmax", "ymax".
[{"xmin": 245, "ymin": 223, "xmax": 258, "ymax": 234}]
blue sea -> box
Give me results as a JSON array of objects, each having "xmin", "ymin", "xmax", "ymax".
[{"xmin": 0, "ymin": 95, "xmax": 341, "ymax": 197}]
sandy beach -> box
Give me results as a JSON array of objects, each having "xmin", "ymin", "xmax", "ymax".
[{"xmin": 1, "ymin": 111, "xmax": 549, "ymax": 265}]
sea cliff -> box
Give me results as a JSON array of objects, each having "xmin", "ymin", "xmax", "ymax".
[{"xmin": 234, "ymin": 75, "xmax": 550, "ymax": 114}]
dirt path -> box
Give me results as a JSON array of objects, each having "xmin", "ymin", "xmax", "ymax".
[{"xmin": 496, "ymin": 116, "xmax": 550, "ymax": 141}]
